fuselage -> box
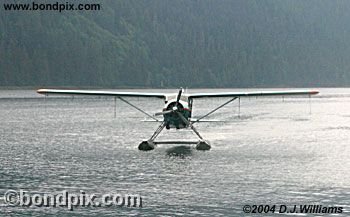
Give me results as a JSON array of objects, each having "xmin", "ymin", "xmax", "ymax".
[{"xmin": 163, "ymin": 94, "xmax": 192, "ymax": 129}]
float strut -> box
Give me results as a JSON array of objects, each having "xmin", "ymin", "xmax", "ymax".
[{"xmin": 138, "ymin": 122, "xmax": 166, "ymax": 151}]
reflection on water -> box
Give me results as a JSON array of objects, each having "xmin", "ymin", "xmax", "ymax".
[
  {"xmin": 0, "ymin": 88, "xmax": 350, "ymax": 216},
  {"xmin": 166, "ymin": 146, "xmax": 193, "ymax": 158}
]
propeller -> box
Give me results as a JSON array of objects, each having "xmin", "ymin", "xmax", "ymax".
[
  {"xmin": 154, "ymin": 88, "xmax": 183, "ymax": 116},
  {"xmin": 154, "ymin": 110, "xmax": 173, "ymax": 116},
  {"xmin": 175, "ymin": 88, "xmax": 183, "ymax": 106}
]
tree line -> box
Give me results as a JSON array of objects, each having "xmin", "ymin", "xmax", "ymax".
[{"xmin": 1, "ymin": 0, "xmax": 350, "ymax": 87}]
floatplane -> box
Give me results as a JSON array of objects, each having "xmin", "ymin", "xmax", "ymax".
[{"xmin": 37, "ymin": 88, "xmax": 319, "ymax": 151}]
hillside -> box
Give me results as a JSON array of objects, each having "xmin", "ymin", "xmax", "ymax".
[{"xmin": 1, "ymin": 0, "xmax": 350, "ymax": 87}]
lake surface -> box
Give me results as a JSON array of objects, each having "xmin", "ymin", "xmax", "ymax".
[{"xmin": 0, "ymin": 88, "xmax": 350, "ymax": 216}]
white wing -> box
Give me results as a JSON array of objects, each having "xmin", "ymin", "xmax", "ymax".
[
  {"xmin": 37, "ymin": 89, "xmax": 166, "ymax": 98},
  {"xmin": 188, "ymin": 90, "xmax": 319, "ymax": 99}
]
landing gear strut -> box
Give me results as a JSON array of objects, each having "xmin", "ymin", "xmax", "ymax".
[
  {"xmin": 138, "ymin": 120, "xmax": 211, "ymax": 151},
  {"xmin": 178, "ymin": 111, "xmax": 211, "ymax": 151},
  {"xmin": 189, "ymin": 123, "xmax": 211, "ymax": 151},
  {"xmin": 138, "ymin": 122, "xmax": 166, "ymax": 151}
]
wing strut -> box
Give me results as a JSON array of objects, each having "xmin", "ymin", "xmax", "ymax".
[
  {"xmin": 309, "ymin": 94, "xmax": 312, "ymax": 115},
  {"xmin": 117, "ymin": 97, "xmax": 160, "ymax": 121},
  {"xmin": 238, "ymin": 97, "xmax": 240, "ymax": 118},
  {"xmin": 192, "ymin": 97, "xmax": 238, "ymax": 123},
  {"xmin": 114, "ymin": 97, "xmax": 117, "ymax": 118}
]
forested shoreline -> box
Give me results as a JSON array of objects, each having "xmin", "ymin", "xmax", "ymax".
[{"xmin": 1, "ymin": 0, "xmax": 350, "ymax": 88}]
